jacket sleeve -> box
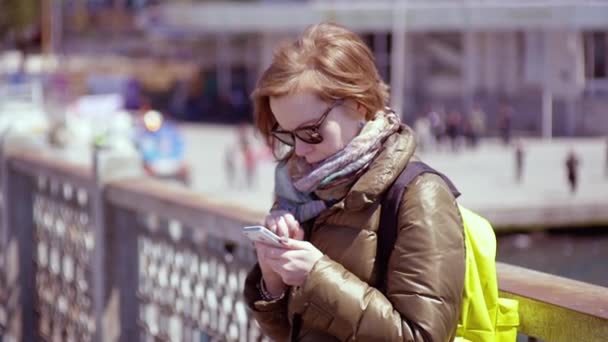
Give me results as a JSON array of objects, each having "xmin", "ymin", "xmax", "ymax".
[
  {"xmin": 295, "ymin": 174, "xmax": 466, "ymax": 341},
  {"xmin": 243, "ymin": 264, "xmax": 291, "ymax": 342}
]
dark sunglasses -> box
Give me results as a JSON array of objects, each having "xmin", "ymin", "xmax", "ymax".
[{"xmin": 271, "ymin": 99, "xmax": 344, "ymax": 146}]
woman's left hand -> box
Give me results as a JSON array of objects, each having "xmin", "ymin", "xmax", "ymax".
[{"xmin": 259, "ymin": 239, "xmax": 324, "ymax": 287}]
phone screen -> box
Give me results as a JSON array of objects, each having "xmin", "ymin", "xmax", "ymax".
[{"xmin": 242, "ymin": 226, "xmax": 284, "ymax": 247}]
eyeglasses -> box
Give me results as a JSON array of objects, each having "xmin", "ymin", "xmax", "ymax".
[{"xmin": 271, "ymin": 99, "xmax": 344, "ymax": 146}]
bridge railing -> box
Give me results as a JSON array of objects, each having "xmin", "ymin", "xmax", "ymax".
[{"xmin": 0, "ymin": 147, "xmax": 607, "ymax": 342}]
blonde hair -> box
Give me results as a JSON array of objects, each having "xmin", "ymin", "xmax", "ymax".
[{"xmin": 252, "ymin": 22, "xmax": 390, "ymax": 160}]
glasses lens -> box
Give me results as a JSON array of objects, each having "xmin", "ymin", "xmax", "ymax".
[
  {"xmin": 295, "ymin": 129, "xmax": 323, "ymax": 144},
  {"xmin": 272, "ymin": 131, "xmax": 295, "ymax": 146}
]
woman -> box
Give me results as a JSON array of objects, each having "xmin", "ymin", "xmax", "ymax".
[{"xmin": 243, "ymin": 23, "xmax": 465, "ymax": 341}]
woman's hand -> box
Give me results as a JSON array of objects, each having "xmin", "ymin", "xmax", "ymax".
[
  {"xmin": 259, "ymin": 239, "xmax": 324, "ymax": 287},
  {"xmin": 254, "ymin": 210, "xmax": 305, "ymax": 296},
  {"xmin": 265, "ymin": 210, "xmax": 304, "ymax": 240},
  {"xmin": 255, "ymin": 242, "xmax": 287, "ymax": 297}
]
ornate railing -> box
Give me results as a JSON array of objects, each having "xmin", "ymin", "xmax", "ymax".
[
  {"xmin": 105, "ymin": 177, "xmax": 265, "ymax": 342},
  {"xmin": 32, "ymin": 169, "xmax": 96, "ymax": 341},
  {"xmin": 2, "ymin": 149, "xmax": 99, "ymax": 342},
  {"xmin": 0, "ymin": 146, "xmax": 607, "ymax": 341}
]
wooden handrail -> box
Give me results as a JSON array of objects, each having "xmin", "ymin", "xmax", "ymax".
[
  {"xmin": 497, "ymin": 262, "xmax": 608, "ymax": 341},
  {"xmin": 105, "ymin": 177, "xmax": 264, "ymax": 245},
  {"xmin": 8, "ymin": 150, "xmax": 94, "ymax": 190}
]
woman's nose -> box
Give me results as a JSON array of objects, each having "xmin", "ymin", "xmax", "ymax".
[{"xmin": 294, "ymin": 139, "xmax": 313, "ymax": 157}]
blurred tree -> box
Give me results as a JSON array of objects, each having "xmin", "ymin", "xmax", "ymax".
[{"xmin": 0, "ymin": 0, "xmax": 41, "ymax": 52}]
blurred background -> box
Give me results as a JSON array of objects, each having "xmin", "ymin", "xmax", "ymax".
[{"xmin": 1, "ymin": 0, "xmax": 607, "ymax": 285}]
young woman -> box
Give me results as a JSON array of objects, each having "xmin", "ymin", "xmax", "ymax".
[{"xmin": 243, "ymin": 23, "xmax": 465, "ymax": 341}]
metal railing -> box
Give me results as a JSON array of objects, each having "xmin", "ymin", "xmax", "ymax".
[{"xmin": 0, "ymin": 146, "xmax": 607, "ymax": 341}]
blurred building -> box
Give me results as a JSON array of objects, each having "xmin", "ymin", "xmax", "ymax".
[{"xmin": 56, "ymin": 0, "xmax": 608, "ymax": 136}]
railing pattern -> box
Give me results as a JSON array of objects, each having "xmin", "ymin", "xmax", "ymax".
[
  {"xmin": 136, "ymin": 216, "xmax": 263, "ymax": 341},
  {"xmin": 32, "ymin": 176, "xmax": 95, "ymax": 341}
]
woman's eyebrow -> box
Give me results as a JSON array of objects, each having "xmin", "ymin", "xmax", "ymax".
[
  {"xmin": 296, "ymin": 107, "xmax": 328, "ymax": 128},
  {"xmin": 278, "ymin": 120, "xmax": 313, "ymax": 132},
  {"xmin": 279, "ymin": 112, "xmax": 320, "ymax": 131}
]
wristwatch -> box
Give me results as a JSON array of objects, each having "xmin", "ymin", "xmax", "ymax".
[{"xmin": 258, "ymin": 278, "xmax": 286, "ymax": 301}]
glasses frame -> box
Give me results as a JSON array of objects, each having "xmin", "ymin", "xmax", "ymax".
[{"xmin": 271, "ymin": 99, "xmax": 344, "ymax": 146}]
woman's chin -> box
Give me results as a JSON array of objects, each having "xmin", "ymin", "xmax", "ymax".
[
  {"xmin": 305, "ymin": 153, "xmax": 332, "ymax": 165},
  {"xmin": 304, "ymin": 156, "xmax": 318, "ymax": 164}
]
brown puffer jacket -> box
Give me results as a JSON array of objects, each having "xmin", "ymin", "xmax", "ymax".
[{"xmin": 244, "ymin": 126, "xmax": 466, "ymax": 341}]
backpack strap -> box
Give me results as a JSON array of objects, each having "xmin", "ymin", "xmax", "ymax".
[{"xmin": 376, "ymin": 161, "xmax": 460, "ymax": 294}]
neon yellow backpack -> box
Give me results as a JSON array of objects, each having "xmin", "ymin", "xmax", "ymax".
[
  {"xmin": 455, "ymin": 206, "xmax": 519, "ymax": 342},
  {"xmin": 378, "ymin": 161, "xmax": 519, "ymax": 342}
]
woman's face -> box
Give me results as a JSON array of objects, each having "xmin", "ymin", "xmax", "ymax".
[{"xmin": 270, "ymin": 91, "xmax": 365, "ymax": 164}]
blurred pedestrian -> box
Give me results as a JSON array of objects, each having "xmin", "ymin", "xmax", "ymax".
[
  {"xmin": 446, "ymin": 110, "xmax": 462, "ymax": 152},
  {"xmin": 565, "ymin": 150, "xmax": 580, "ymax": 194},
  {"xmin": 468, "ymin": 104, "xmax": 486, "ymax": 148},
  {"xmin": 238, "ymin": 124, "xmax": 258, "ymax": 189},
  {"xmin": 414, "ymin": 114, "xmax": 433, "ymax": 152},
  {"xmin": 463, "ymin": 117, "xmax": 474, "ymax": 149},
  {"xmin": 428, "ymin": 107, "xmax": 445, "ymax": 150},
  {"xmin": 243, "ymin": 142, "xmax": 258, "ymax": 189},
  {"xmin": 224, "ymin": 145, "xmax": 237, "ymax": 187},
  {"xmin": 498, "ymin": 104, "xmax": 513, "ymax": 146},
  {"xmin": 514, "ymin": 140, "xmax": 524, "ymax": 183}
]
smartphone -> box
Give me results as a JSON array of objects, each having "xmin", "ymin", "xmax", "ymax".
[{"xmin": 242, "ymin": 225, "xmax": 285, "ymax": 247}]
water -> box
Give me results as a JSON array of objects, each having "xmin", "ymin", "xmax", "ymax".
[{"xmin": 496, "ymin": 227, "xmax": 608, "ymax": 287}]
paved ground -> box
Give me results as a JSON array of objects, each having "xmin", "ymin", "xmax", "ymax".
[{"xmin": 179, "ymin": 124, "xmax": 608, "ymax": 230}]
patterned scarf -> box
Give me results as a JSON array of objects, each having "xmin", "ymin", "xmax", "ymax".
[{"xmin": 273, "ymin": 108, "xmax": 400, "ymax": 222}]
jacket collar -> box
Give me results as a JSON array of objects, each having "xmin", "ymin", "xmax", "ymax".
[{"xmin": 343, "ymin": 124, "xmax": 417, "ymax": 211}]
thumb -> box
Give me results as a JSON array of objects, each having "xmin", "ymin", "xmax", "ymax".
[{"xmin": 280, "ymin": 237, "xmax": 310, "ymax": 250}]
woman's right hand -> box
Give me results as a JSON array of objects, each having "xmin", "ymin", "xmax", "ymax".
[
  {"xmin": 264, "ymin": 210, "xmax": 304, "ymax": 240},
  {"xmin": 254, "ymin": 210, "xmax": 303, "ymax": 297}
]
